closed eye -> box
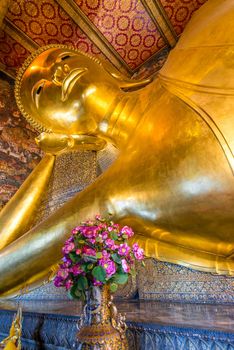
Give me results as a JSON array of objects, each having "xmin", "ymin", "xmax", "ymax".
[
  {"xmin": 32, "ymin": 80, "xmax": 45, "ymax": 109},
  {"xmin": 57, "ymin": 52, "xmax": 75, "ymax": 63},
  {"xmin": 36, "ymin": 85, "xmax": 43, "ymax": 94},
  {"xmin": 61, "ymin": 55, "xmax": 70, "ymax": 61}
]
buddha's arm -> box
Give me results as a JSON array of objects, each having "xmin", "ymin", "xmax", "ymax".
[
  {"xmin": 0, "ymin": 154, "xmax": 55, "ymax": 250},
  {"xmin": 0, "ymin": 177, "xmax": 108, "ymax": 297}
]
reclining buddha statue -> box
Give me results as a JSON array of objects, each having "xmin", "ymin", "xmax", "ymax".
[{"xmin": 0, "ymin": 0, "xmax": 233, "ymax": 297}]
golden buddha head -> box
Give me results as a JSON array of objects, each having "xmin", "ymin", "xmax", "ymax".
[
  {"xmin": 15, "ymin": 45, "xmax": 125, "ymax": 136},
  {"xmin": 15, "ymin": 44, "xmax": 152, "ymax": 143}
]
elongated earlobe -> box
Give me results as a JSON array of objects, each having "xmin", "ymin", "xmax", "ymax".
[
  {"xmin": 101, "ymin": 59, "xmax": 153, "ymax": 91},
  {"xmin": 118, "ymin": 77, "xmax": 153, "ymax": 91}
]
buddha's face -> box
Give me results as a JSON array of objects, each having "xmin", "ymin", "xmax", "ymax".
[{"xmin": 19, "ymin": 47, "xmax": 119, "ymax": 134}]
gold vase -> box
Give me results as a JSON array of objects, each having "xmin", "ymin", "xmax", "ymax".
[{"xmin": 77, "ymin": 285, "xmax": 128, "ymax": 349}]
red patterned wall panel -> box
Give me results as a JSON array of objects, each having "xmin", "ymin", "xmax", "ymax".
[
  {"xmin": 0, "ymin": 73, "xmax": 42, "ymax": 210},
  {"xmin": 0, "ymin": 29, "xmax": 29, "ymax": 75},
  {"xmin": 160, "ymin": 0, "xmax": 208, "ymax": 35},
  {"xmin": 74, "ymin": 0, "xmax": 166, "ymax": 69},
  {"xmin": 7, "ymin": 0, "xmax": 105, "ymax": 59}
]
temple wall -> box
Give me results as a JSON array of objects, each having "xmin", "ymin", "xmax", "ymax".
[{"xmin": 0, "ymin": 72, "xmax": 42, "ymax": 210}]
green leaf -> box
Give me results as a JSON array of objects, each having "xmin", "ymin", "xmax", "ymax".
[
  {"xmin": 117, "ymin": 265, "xmax": 125, "ymax": 274},
  {"xmin": 77, "ymin": 276, "xmax": 88, "ymax": 291},
  {"xmin": 92, "ymin": 266, "xmax": 106, "ymax": 282},
  {"xmin": 96, "ymin": 237, "xmax": 103, "ymax": 243},
  {"xmin": 110, "ymin": 283, "xmax": 118, "ymax": 292},
  {"xmin": 111, "ymin": 253, "xmax": 121, "ymax": 264},
  {"xmin": 122, "ymin": 234, "xmax": 128, "ymax": 239},
  {"xmin": 96, "ymin": 252, "xmax": 103, "ymax": 259},
  {"xmin": 80, "ymin": 290, "xmax": 86, "ymax": 302},
  {"xmin": 69, "ymin": 284, "xmax": 82, "ymax": 300},
  {"xmin": 110, "ymin": 232, "xmax": 118, "ymax": 240},
  {"xmin": 87, "ymin": 263, "xmax": 93, "ymax": 270},
  {"xmin": 69, "ymin": 252, "xmax": 80, "ymax": 263},
  {"xmin": 113, "ymin": 273, "xmax": 128, "ymax": 285},
  {"xmin": 141, "ymin": 261, "xmax": 145, "ymax": 267},
  {"xmin": 81, "ymin": 264, "xmax": 88, "ymax": 272}
]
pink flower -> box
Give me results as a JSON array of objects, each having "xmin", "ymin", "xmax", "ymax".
[
  {"xmin": 62, "ymin": 241, "xmax": 75, "ymax": 254},
  {"xmin": 70, "ymin": 265, "xmax": 83, "ymax": 276},
  {"xmin": 132, "ymin": 243, "xmax": 144, "ymax": 260},
  {"xmin": 80, "ymin": 226, "xmax": 98, "ymax": 239},
  {"xmin": 118, "ymin": 243, "xmax": 130, "ymax": 256},
  {"xmin": 62, "ymin": 256, "xmax": 72, "ymax": 265},
  {"xmin": 57, "ymin": 268, "xmax": 69, "ymax": 279},
  {"xmin": 65, "ymin": 279, "xmax": 73, "ymax": 290},
  {"xmin": 95, "ymin": 214, "xmax": 101, "ymax": 220},
  {"xmin": 99, "ymin": 223, "xmax": 107, "ymax": 229},
  {"xmin": 76, "ymin": 249, "xmax": 81, "ymax": 255},
  {"xmin": 89, "ymin": 238, "xmax": 96, "ymax": 244},
  {"xmin": 102, "ymin": 231, "xmax": 108, "ymax": 240},
  {"xmin": 60, "ymin": 262, "xmax": 70, "ymax": 269},
  {"xmin": 102, "ymin": 250, "xmax": 110, "ymax": 259},
  {"xmin": 54, "ymin": 276, "xmax": 64, "ymax": 287},
  {"xmin": 105, "ymin": 238, "xmax": 115, "ymax": 249},
  {"xmin": 72, "ymin": 228, "xmax": 79, "ymax": 235},
  {"xmin": 99, "ymin": 259, "xmax": 116, "ymax": 277},
  {"xmin": 121, "ymin": 226, "xmax": 134, "ymax": 238},
  {"xmin": 82, "ymin": 246, "xmax": 96, "ymax": 256},
  {"xmin": 132, "ymin": 243, "xmax": 139, "ymax": 252},
  {"xmin": 121, "ymin": 259, "xmax": 130, "ymax": 273}
]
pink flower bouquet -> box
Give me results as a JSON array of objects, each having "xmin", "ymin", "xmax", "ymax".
[{"xmin": 54, "ymin": 215, "xmax": 144, "ymax": 300}]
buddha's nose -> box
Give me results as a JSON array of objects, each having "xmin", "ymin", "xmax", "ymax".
[{"xmin": 53, "ymin": 64, "xmax": 70, "ymax": 86}]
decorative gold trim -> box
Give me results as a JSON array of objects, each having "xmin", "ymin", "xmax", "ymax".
[
  {"xmin": 3, "ymin": 18, "xmax": 39, "ymax": 52},
  {"xmin": 14, "ymin": 44, "xmax": 103, "ymax": 133},
  {"xmin": 141, "ymin": 0, "xmax": 177, "ymax": 47},
  {"xmin": 55, "ymin": 0, "xmax": 132, "ymax": 76}
]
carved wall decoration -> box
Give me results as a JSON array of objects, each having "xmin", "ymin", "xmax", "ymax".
[{"xmin": 0, "ymin": 72, "xmax": 42, "ymax": 210}]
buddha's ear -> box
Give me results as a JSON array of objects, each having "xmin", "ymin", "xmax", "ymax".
[{"xmin": 101, "ymin": 59, "xmax": 153, "ymax": 91}]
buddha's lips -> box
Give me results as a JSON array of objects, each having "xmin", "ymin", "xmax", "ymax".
[{"xmin": 61, "ymin": 68, "xmax": 87, "ymax": 101}]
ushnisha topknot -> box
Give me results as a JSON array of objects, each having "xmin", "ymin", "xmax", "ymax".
[{"xmin": 14, "ymin": 44, "xmax": 102, "ymax": 133}]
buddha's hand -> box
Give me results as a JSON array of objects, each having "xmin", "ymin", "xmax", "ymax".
[{"xmin": 35, "ymin": 132, "xmax": 106, "ymax": 154}]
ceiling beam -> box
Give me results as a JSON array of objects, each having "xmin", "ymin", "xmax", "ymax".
[
  {"xmin": 141, "ymin": 0, "xmax": 177, "ymax": 47},
  {"xmin": 3, "ymin": 18, "xmax": 38, "ymax": 52},
  {"xmin": 56, "ymin": 0, "xmax": 132, "ymax": 76},
  {"xmin": 0, "ymin": 61, "xmax": 15, "ymax": 79}
]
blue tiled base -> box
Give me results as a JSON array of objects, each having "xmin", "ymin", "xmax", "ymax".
[{"xmin": 0, "ymin": 310, "xmax": 234, "ymax": 350}]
